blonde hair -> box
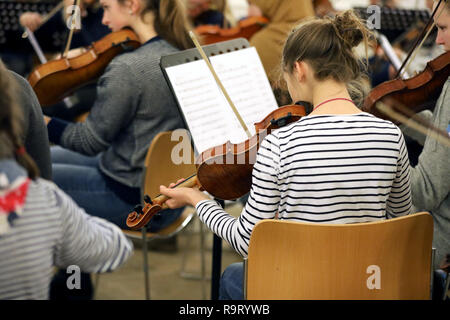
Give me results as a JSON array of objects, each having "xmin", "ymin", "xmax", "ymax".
[{"xmin": 119, "ymin": 0, "xmax": 194, "ymax": 50}]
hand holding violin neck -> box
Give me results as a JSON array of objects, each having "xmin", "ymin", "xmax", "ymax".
[{"xmin": 153, "ymin": 174, "xmax": 200, "ymax": 204}]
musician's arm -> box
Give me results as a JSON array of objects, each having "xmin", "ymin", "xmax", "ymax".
[
  {"xmin": 50, "ymin": 180, "xmax": 133, "ymax": 272},
  {"xmin": 194, "ymin": 134, "xmax": 281, "ymax": 258},
  {"xmin": 408, "ymin": 80, "xmax": 450, "ymax": 211},
  {"xmin": 19, "ymin": 12, "xmax": 43, "ymax": 32},
  {"xmin": 386, "ymin": 128, "xmax": 413, "ymax": 218},
  {"xmin": 47, "ymin": 60, "xmax": 139, "ymax": 156},
  {"xmin": 10, "ymin": 72, "xmax": 52, "ymax": 181}
]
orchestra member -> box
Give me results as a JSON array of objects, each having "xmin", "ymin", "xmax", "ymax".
[{"xmin": 160, "ymin": 10, "xmax": 413, "ymax": 299}]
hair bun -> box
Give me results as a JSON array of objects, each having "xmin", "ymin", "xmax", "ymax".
[{"xmin": 332, "ymin": 10, "xmax": 365, "ymax": 48}]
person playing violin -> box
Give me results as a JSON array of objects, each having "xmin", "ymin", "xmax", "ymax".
[
  {"xmin": 160, "ymin": 10, "xmax": 413, "ymax": 300},
  {"xmin": 0, "ymin": 60, "xmax": 133, "ymax": 300},
  {"xmin": 20, "ymin": 0, "xmax": 111, "ymax": 121},
  {"xmin": 400, "ymin": 0, "xmax": 449, "ymax": 299},
  {"xmin": 46, "ymin": 0, "xmax": 191, "ymax": 231}
]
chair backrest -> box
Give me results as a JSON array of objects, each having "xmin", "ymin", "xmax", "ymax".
[
  {"xmin": 142, "ymin": 130, "xmax": 196, "ymax": 199},
  {"xmin": 245, "ymin": 212, "xmax": 434, "ymax": 300}
]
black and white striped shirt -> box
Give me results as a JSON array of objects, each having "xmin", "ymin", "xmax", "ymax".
[
  {"xmin": 196, "ymin": 113, "xmax": 412, "ymax": 257},
  {"xmin": 0, "ymin": 178, "xmax": 133, "ymax": 300}
]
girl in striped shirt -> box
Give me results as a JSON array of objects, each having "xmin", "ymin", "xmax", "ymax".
[
  {"xmin": 160, "ymin": 10, "xmax": 413, "ymax": 299},
  {"xmin": 0, "ymin": 60, "xmax": 133, "ymax": 300}
]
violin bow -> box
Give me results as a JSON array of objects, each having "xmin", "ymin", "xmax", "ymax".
[
  {"xmin": 376, "ymin": 31, "xmax": 410, "ymax": 79},
  {"xmin": 188, "ymin": 30, "xmax": 252, "ymax": 139},
  {"xmin": 396, "ymin": 0, "xmax": 446, "ymax": 78},
  {"xmin": 62, "ymin": 0, "xmax": 82, "ymax": 58},
  {"xmin": 24, "ymin": 28, "xmax": 47, "ymax": 64},
  {"xmin": 375, "ymin": 100, "xmax": 450, "ymax": 147}
]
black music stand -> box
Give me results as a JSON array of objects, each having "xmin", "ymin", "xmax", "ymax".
[
  {"xmin": 353, "ymin": 6, "xmax": 434, "ymax": 45},
  {"xmin": 160, "ymin": 38, "xmax": 252, "ymax": 300}
]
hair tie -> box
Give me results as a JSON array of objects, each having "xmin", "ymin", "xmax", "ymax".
[{"xmin": 15, "ymin": 146, "xmax": 26, "ymax": 156}]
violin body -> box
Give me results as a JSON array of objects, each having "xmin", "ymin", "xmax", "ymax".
[
  {"xmin": 126, "ymin": 104, "xmax": 306, "ymax": 230},
  {"xmin": 195, "ymin": 16, "xmax": 269, "ymax": 45},
  {"xmin": 28, "ymin": 29, "xmax": 141, "ymax": 107},
  {"xmin": 363, "ymin": 51, "xmax": 450, "ymax": 121},
  {"xmin": 196, "ymin": 104, "xmax": 306, "ymax": 200}
]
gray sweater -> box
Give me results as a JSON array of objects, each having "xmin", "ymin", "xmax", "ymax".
[
  {"xmin": 11, "ymin": 71, "xmax": 52, "ymax": 180},
  {"xmin": 57, "ymin": 38, "xmax": 185, "ymax": 188},
  {"xmin": 406, "ymin": 77, "xmax": 449, "ymax": 270}
]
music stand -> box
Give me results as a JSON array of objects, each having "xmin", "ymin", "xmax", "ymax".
[
  {"xmin": 160, "ymin": 38, "xmax": 278, "ymax": 299},
  {"xmin": 353, "ymin": 6, "xmax": 434, "ymax": 45}
]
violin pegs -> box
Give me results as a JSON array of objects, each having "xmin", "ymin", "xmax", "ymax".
[
  {"xmin": 134, "ymin": 204, "xmax": 143, "ymax": 214},
  {"xmin": 143, "ymin": 194, "xmax": 152, "ymax": 205}
]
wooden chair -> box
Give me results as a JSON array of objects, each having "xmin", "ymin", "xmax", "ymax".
[
  {"xmin": 244, "ymin": 212, "xmax": 434, "ymax": 300},
  {"xmin": 122, "ymin": 130, "xmax": 207, "ymax": 299}
]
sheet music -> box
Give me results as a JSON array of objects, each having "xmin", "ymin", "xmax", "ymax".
[{"xmin": 165, "ymin": 47, "xmax": 278, "ymax": 154}]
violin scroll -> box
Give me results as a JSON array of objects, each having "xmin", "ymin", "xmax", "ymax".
[
  {"xmin": 126, "ymin": 175, "xmax": 201, "ymax": 230},
  {"xmin": 127, "ymin": 197, "xmax": 164, "ymax": 230}
]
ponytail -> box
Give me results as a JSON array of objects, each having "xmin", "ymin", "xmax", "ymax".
[
  {"xmin": 156, "ymin": 0, "xmax": 194, "ymax": 50},
  {"xmin": 118, "ymin": 0, "xmax": 194, "ymax": 50},
  {"xmin": 0, "ymin": 60, "xmax": 39, "ymax": 179}
]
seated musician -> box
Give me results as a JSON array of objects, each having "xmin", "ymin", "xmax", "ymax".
[
  {"xmin": 368, "ymin": 0, "xmax": 444, "ymax": 87},
  {"xmin": 400, "ymin": 0, "xmax": 449, "ymax": 299},
  {"xmin": 46, "ymin": 0, "xmax": 190, "ymax": 234},
  {"xmin": 160, "ymin": 10, "xmax": 413, "ymax": 299},
  {"xmin": 0, "ymin": 60, "xmax": 133, "ymax": 300},
  {"xmin": 20, "ymin": 0, "xmax": 111, "ymax": 121},
  {"xmin": 245, "ymin": 0, "xmax": 316, "ymax": 106}
]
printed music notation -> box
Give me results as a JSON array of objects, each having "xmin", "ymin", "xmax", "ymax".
[{"xmin": 165, "ymin": 47, "xmax": 278, "ymax": 154}]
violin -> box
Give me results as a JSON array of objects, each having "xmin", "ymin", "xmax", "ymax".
[
  {"xmin": 126, "ymin": 104, "xmax": 306, "ymax": 230},
  {"xmin": 28, "ymin": 28, "xmax": 141, "ymax": 107},
  {"xmin": 195, "ymin": 16, "xmax": 269, "ymax": 45},
  {"xmin": 363, "ymin": 41, "xmax": 450, "ymax": 122},
  {"xmin": 363, "ymin": 0, "xmax": 450, "ymax": 122}
]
